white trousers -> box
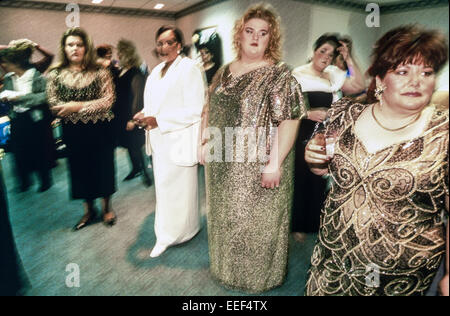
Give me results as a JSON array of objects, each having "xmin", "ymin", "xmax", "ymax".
[{"xmin": 151, "ymin": 145, "xmax": 200, "ymax": 247}]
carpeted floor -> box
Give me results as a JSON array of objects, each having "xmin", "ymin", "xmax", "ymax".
[{"xmin": 2, "ymin": 148, "xmax": 316, "ymax": 296}]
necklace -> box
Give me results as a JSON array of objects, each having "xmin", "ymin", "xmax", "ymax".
[{"xmin": 371, "ymin": 104, "xmax": 422, "ymax": 132}]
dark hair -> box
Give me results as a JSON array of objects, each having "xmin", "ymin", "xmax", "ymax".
[
  {"xmin": 197, "ymin": 44, "xmax": 211, "ymax": 53},
  {"xmin": 155, "ymin": 25, "xmax": 189, "ymax": 55},
  {"xmin": 96, "ymin": 44, "xmax": 113, "ymax": 58},
  {"xmin": 366, "ymin": 25, "xmax": 448, "ymax": 103},
  {"xmin": 313, "ymin": 33, "xmax": 341, "ymax": 61},
  {"xmin": 50, "ymin": 27, "xmax": 97, "ymax": 71},
  {"xmin": 0, "ymin": 46, "xmax": 32, "ymax": 69}
]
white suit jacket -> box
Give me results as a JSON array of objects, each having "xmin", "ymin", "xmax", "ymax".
[{"xmin": 143, "ymin": 56, "xmax": 205, "ymax": 166}]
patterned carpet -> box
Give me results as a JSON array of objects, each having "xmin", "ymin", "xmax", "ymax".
[{"xmin": 2, "ymin": 148, "xmax": 316, "ymax": 296}]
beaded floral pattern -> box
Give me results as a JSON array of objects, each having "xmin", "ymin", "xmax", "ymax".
[
  {"xmin": 306, "ymin": 98, "xmax": 449, "ymax": 296},
  {"xmin": 46, "ymin": 68, "xmax": 115, "ymax": 124}
]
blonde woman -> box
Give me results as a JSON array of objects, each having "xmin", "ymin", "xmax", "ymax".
[{"xmin": 199, "ymin": 4, "xmax": 307, "ymax": 293}]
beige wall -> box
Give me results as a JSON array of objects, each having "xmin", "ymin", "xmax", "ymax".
[{"xmin": 0, "ymin": 7, "xmax": 173, "ymax": 69}]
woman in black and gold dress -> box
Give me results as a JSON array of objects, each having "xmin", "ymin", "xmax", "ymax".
[
  {"xmin": 47, "ymin": 28, "xmax": 116, "ymax": 230},
  {"xmin": 304, "ymin": 26, "xmax": 449, "ymax": 296}
]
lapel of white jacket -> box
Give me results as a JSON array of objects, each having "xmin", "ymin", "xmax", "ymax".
[{"xmin": 150, "ymin": 55, "xmax": 183, "ymax": 116}]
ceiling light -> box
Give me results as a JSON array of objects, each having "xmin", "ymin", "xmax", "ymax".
[
  {"xmin": 154, "ymin": 3, "xmax": 165, "ymax": 10},
  {"xmin": 92, "ymin": 0, "xmax": 103, "ymax": 4}
]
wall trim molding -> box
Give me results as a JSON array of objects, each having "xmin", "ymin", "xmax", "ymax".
[
  {"xmin": 0, "ymin": 0, "xmax": 448, "ymax": 18},
  {"xmin": 381, "ymin": 0, "xmax": 449, "ymax": 14},
  {"xmin": 293, "ymin": 0, "xmax": 449, "ymax": 14}
]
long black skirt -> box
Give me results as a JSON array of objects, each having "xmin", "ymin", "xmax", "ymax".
[
  {"xmin": 62, "ymin": 120, "xmax": 116, "ymax": 200},
  {"xmin": 291, "ymin": 119, "xmax": 328, "ymax": 233}
]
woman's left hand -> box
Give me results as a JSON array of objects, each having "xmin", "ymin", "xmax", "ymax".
[
  {"xmin": 439, "ymin": 274, "xmax": 449, "ymax": 296},
  {"xmin": 261, "ymin": 164, "xmax": 282, "ymax": 189},
  {"xmin": 52, "ymin": 102, "xmax": 82, "ymax": 117},
  {"xmin": 337, "ymin": 41, "xmax": 350, "ymax": 62}
]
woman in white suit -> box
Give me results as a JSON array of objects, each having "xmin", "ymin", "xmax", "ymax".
[{"xmin": 134, "ymin": 26, "xmax": 205, "ymax": 258}]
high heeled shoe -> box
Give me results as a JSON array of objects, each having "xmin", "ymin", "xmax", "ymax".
[
  {"xmin": 73, "ymin": 213, "xmax": 97, "ymax": 231},
  {"xmin": 123, "ymin": 170, "xmax": 142, "ymax": 181},
  {"xmin": 102, "ymin": 211, "xmax": 117, "ymax": 227},
  {"xmin": 142, "ymin": 173, "xmax": 152, "ymax": 187}
]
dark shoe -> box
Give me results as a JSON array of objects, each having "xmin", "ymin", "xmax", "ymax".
[
  {"xmin": 123, "ymin": 170, "xmax": 141, "ymax": 181},
  {"xmin": 142, "ymin": 174, "xmax": 152, "ymax": 187},
  {"xmin": 102, "ymin": 211, "xmax": 117, "ymax": 227},
  {"xmin": 17, "ymin": 185, "xmax": 30, "ymax": 193},
  {"xmin": 73, "ymin": 213, "xmax": 97, "ymax": 231},
  {"xmin": 37, "ymin": 182, "xmax": 52, "ymax": 193}
]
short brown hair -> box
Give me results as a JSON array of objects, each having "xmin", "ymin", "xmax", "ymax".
[
  {"xmin": 232, "ymin": 3, "xmax": 282, "ymax": 62},
  {"xmin": 367, "ymin": 25, "xmax": 448, "ymax": 102}
]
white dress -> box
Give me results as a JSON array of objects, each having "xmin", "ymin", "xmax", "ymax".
[
  {"xmin": 292, "ymin": 63, "xmax": 346, "ymax": 102},
  {"xmin": 143, "ymin": 56, "xmax": 206, "ymax": 247}
]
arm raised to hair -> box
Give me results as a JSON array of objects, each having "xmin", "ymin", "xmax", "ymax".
[{"xmin": 341, "ymin": 57, "xmax": 365, "ymax": 95}]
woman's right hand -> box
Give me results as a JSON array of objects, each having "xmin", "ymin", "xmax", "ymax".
[
  {"xmin": 307, "ymin": 108, "xmax": 328, "ymax": 122},
  {"xmin": 305, "ymin": 133, "xmax": 329, "ymax": 176},
  {"xmin": 198, "ymin": 143, "xmax": 207, "ymax": 165}
]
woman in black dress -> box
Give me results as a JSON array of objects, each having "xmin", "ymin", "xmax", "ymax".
[
  {"xmin": 47, "ymin": 28, "xmax": 116, "ymax": 230},
  {"xmin": 114, "ymin": 39, "xmax": 151, "ymax": 186},
  {"xmin": 291, "ymin": 34, "xmax": 365, "ymax": 241}
]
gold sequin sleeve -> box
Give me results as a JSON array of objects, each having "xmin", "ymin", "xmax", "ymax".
[{"xmin": 269, "ymin": 66, "xmax": 307, "ymax": 126}]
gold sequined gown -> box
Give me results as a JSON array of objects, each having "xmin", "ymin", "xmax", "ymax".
[
  {"xmin": 205, "ymin": 63, "xmax": 307, "ymax": 293},
  {"xmin": 306, "ymin": 99, "xmax": 449, "ymax": 296}
]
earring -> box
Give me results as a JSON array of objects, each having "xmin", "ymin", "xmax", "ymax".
[{"xmin": 374, "ymin": 85, "xmax": 385, "ymax": 101}]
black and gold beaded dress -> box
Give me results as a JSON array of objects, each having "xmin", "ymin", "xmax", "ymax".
[
  {"xmin": 205, "ymin": 63, "xmax": 307, "ymax": 293},
  {"xmin": 305, "ymin": 98, "xmax": 449, "ymax": 296},
  {"xmin": 47, "ymin": 68, "xmax": 116, "ymax": 200}
]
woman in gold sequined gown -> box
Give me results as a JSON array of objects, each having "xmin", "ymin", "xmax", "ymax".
[
  {"xmin": 199, "ymin": 4, "xmax": 307, "ymax": 293},
  {"xmin": 304, "ymin": 26, "xmax": 449, "ymax": 296}
]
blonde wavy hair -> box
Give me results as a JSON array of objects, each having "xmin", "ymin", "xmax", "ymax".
[
  {"xmin": 232, "ymin": 3, "xmax": 282, "ymax": 62},
  {"xmin": 117, "ymin": 39, "xmax": 142, "ymax": 69}
]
